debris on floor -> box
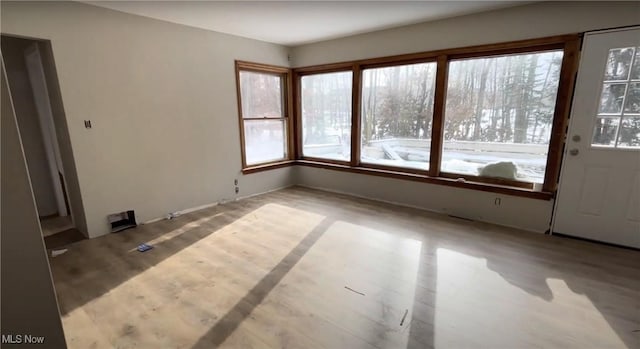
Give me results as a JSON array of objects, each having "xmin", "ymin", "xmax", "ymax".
[
  {"xmin": 400, "ymin": 309, "xmax": 409, "ymax": 326},
  {"xmin": 344, "ymin": 286, "xmax": 365, "ymax": 296},
  {"xmin": 166, "ymin": 211, "xmax": 180, "ymax": 220},
  {"xmin": 137, "ymin": 243, "xmax": 153, "ymax": 252},
  {"xmin": 50, "ymin": 249, "xmax": 68, "ymax": 257}
]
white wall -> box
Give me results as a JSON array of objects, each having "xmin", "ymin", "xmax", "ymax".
[
  {"xmin": 291, "ymin": 1, "xmax": 640, "ymax": 66},
  {"xmin": 294, "ymin": 166, "xmax": 552, "ymax": 233},
  {"xmin": 290, "ymin": 1, "xmax": 640, "ymax": 233},
  {"xmin": 2, "ymin": 37, "xmax": 58, "ymax": 217},
  {"xmin": 1, "ymin": 1, "xmax": 294, "ymax": 237}
]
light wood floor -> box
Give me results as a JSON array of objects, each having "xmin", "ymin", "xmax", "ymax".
[{"xmin": 50, "ymin": 186, "xmax": 640, "ymax": 349}]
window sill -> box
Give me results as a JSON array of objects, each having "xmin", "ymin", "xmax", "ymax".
[
  {"xmin": 295, "ymin": 160, "xmax": 554, "ymax": 200},
  {"xmin": 241, "ymin": 159, "xmax": 554, "ymax": 200},
  {"xmin": 242, "ymin": 160, "xmax": 295, "ymax": 174}
]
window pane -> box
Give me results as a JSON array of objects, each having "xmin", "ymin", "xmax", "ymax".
[
  {"xmin": 301, "ymin": 72, "xmax": 352, "ymax": 161},
  {"xmin": 592, "ymin": 118, "xmax": 619, "ymax": 147},
  {"xmin": 604, "ymin": 47, "xmax": 634, "ymax": 81},
  {"xmin": 598, "ymin": 83, "xmax": 627, "ymax": 114},
  {"xmin": 624, "ymin": 82, "xmax": 640, "ymax": 114},
  {"xmin": 239, "ymin": 71, "xmax": 283, "ymax": 118},
  {"xmin": 244, "ymin": 120, "xmax": 286, "ymax": 165},
  {"xmin": 618, "ymin": 117, "xmax": 640, "ymax": 148},
  {"xmin": 360, "ymin": 62, "xmax": 437, "ymax": 170},
  {"xmin": 630, "ymin": 47, "xmax": 640, "ymax": 80},
  {"xmin": 442, "ymin": 51, "xmax": 563, "ymax": 183}
]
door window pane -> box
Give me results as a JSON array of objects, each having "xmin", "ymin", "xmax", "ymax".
[
  {"xmin": 592, "ymin": 118, "xmax": 619, "ymax": 147},
  {"xmin": 244, "ymin": 120, "xmax": 286, "ymax": 165},
  {"xmin": 618, "ymin": 117, "xmax": 640, "ymax": 148},
  {"xmin": 604, "ymin": 47, "xmax": 634, "ymax": 81},
  {"xmin": 630, "ymin": 47, "xmax": 640, "ymax": 80},
  {"xmin": 442, "ymin": 50, "xmax": 563, "ymax": 183},
  {"xmin": 360, "ymin": 62, "xmax": 437, "ymax": 170},
  {"xmin": 598, "ymin": 83, "xmax": 627, "ymax": 114},
  {"xmin": 624, "ymin": 82, "xmax": 640, "ymax": 114},
  {"xmin": 239, "ymin": 71, "xmax": 283, "ymax": 118},
  {"xmin": 591, "ymin": 48, "xmax": 640, "ymax": 149},
  {"xmin": 301, "ymin": 72, "xmax": 352, "ymax": 161}
]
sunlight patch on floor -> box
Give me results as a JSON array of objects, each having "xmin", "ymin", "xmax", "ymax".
[
  {"xmin": 61, "ymin": 203, "xmax": 326, "ymax": 349},
  {"xmin": 220, "ymin": 220, "xmax": 423, "ymax": 348},
  {"xmin": 434, "ymin": 248, "xmax": 628, "ymax": 349}
]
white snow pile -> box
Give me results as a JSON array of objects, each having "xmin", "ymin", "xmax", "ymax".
[{"xmin": 478, "ymin": 161, "xmax": 518, "ymax": 180}]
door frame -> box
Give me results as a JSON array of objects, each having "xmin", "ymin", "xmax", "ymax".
[
  {"xmin": 551, "ymin": 26, "xmax": 640, "ymax": 247},
  {"xmin": 24, "ymin": 42, "xmax": 70, "ymax": 218}
]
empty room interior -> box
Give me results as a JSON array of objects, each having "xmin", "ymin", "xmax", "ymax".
[{"xmin": 1, "ymin": 1, "xmax": 640, "ymax": 348}]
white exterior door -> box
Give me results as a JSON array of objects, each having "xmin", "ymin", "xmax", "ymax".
[{"xmin": 554, "ymin": 27, "xmax": 640, "ymax": 248}]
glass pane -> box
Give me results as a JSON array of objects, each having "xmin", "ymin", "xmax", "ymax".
[
  {"xmin": 631, "ymin": 47, "xmax": 640, "ymax": 80},
  {"xmin": 301, "ymin": 72, "xmax": 352, "ymax": 161},
  {"xmin": 244, "ymin": 120, "xmax": 286, "ymax": 165},
  {"xmin": 618, "ymin": 117, "xmax": 640, "ymax": 148},
  {"xmin": 604, "ymin": 47, "xmax": 634, "ymax": 81},
  {"xmin": 598, "ymin": 83, "xmax": 627, "ymax": 114},
  {"xmin": 591, "ymin": 118, "xmax": 619, "ymax": 147},
  {"xmin": 624, "ymin": 82, "xmax": 640, "ymax": 114},
  {"xmin": 239, "ymin": 71, "xmax": 283, "ymax": 118},
  {"xmin": 442, "ymin": 50, "xmax": 563, "ymax": 183},
  {"xmin": 360, "ymin": 62, "xmax": 437, "ymax": 170}
]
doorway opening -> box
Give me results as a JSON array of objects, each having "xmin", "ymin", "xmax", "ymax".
[{"xmin": 2, "ymin": 35, "xmax": 87, "ymax": 247}]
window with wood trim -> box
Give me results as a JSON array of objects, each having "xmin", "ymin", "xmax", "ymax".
[
  {"xmin": 441, "ymin": 50, "xmax": 564, "ymax": 185},
  {"xmin": 361, "ymin": 62, "xmax": 437, "ymax": 170},
  {"xmin": 236, "ymin": 61, "xmax": 291, "ymax": 168},
  {"xmin": 291, "ymin": 35, "xmax": 581, "ymax": 198},
  {"xmin": 300, "ymin": 71, "xmax": 353, "ymax": 161}
]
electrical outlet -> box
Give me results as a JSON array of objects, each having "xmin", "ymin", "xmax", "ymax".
[
  {"xmin": 235, "ymin": 186, "xmax": 239, "ymax": 194},
  {"xmin": 234, "ymin": 179, "xmax": 238, "ymax": 186},
  {"xmin": 494, "ymin": 198, "xmax": 501, "ymax": 206}
]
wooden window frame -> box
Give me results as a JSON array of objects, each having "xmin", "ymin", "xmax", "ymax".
[
  {"xmin": 236, "ymin": 61, "xmax": 295, "ymax": 173},
  {"xmin": 294, "ymin": 63, "xmax": 355, "ymax": 166},
  {"xmin": 357, "ymin": 58, "xmax": 438, "ymax": 177},
  {"xmin": 289, "ymin": 34, "xmax": 581, "ymax": 200}
]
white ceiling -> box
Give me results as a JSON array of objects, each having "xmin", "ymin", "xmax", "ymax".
[{"xmin": 86, "ymin": 1, "xmax": 526, "ymax": 46}]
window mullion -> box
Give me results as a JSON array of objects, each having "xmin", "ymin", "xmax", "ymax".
[
  {"xmin": 429, "ymin": 55, "xmax": 448, "ymax": 178},
  {"xmin": 351, "ymin": 64, "xmax": 362, "ymax": 167}
]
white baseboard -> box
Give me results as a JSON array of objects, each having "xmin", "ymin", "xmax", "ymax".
[
  {"xmin": 295, "ymin": 184, "xmax": 542, "ymax": 234},
  {"xmin": 141, "ymin": 184, "xmax": 295, "ymax": 225}
]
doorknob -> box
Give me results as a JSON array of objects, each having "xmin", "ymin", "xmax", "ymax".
[{"xmin": 569, "ymin": 148, "xmax": 579, "ymax": 156}]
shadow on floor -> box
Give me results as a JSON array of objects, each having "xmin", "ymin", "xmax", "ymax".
[
  {"xmin": 50, "ymin": 195, "xmax": 276, "ymax": 316},
  {"xmin": 190, "ymin": 216, "xmax": 334, "ymax": 348}
]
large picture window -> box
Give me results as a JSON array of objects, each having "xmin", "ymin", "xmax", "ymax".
[
  {"xmin": 239, "ymin": 35, "xmax": 580, "ymax": 198},
  {"xmin": 236, "ymin": 62, "xmax": 290, "ymax": 168},
  {"xmin": 442, "ymin": 50, "xmax": 564, "ymax": 184},
  {"xmin": 361, "ymin": 62, "xmax": 437, "ymax": 170},
  {"xmin": 300, "ymin": 71, "xmax": 353, "ymax": 161}
]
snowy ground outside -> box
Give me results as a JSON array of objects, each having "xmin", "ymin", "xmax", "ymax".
[{"xmin": 305, "ymin": 138, "xmax": 548, "ymax": 183}]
